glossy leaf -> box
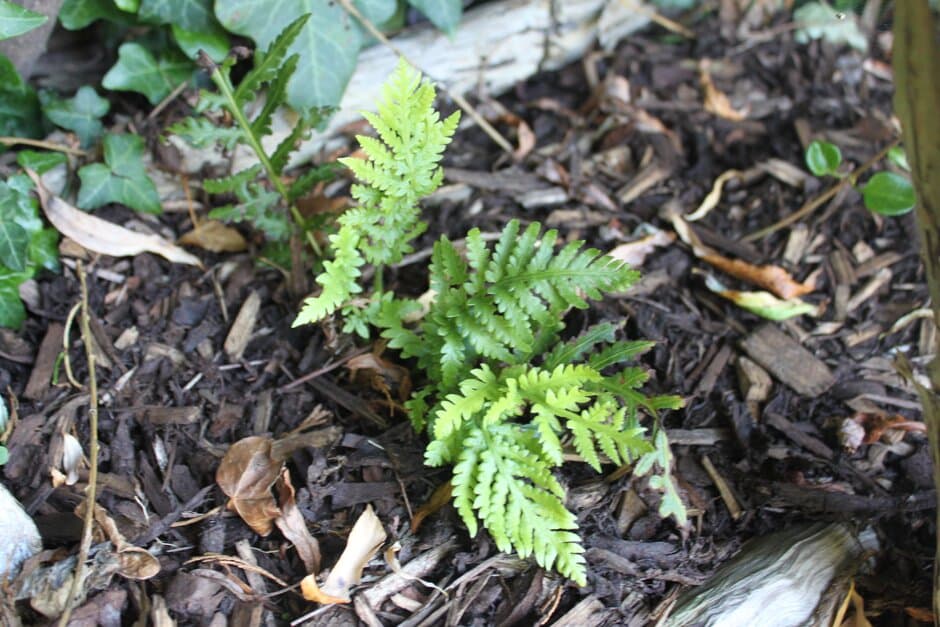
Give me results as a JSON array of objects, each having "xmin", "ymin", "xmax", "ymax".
[
  {"xmin": 40, "ymin": 86, "xmax": 110, "ymax": 148},
  {"xmin": 0, "ymin": 55, "xmax": 41, "ymax": 138},
  {"xmin": 59, "ymin": 0, "xmax": 129, "ymax": 29},
  {"xmin": 171, "ymin": 23, "xmax": 230, "ymax": 62},
  {"xmin": 139, "ymin": 0, "xmax": 213, "ymax": 31},
  {"xmin": 0, "ymin": 221, "xmax": 28, "ymax": 271},
  {"xmin": 862, "ymin": 171, "xmax": 916, "ymax": 216},
  {"xmin": 16, "ymin": 150, "xmax": 67, "ymax": 173},
  {"xmin": 77, "ymin": 134, "xmax": 162, "ymax": 213},
  {"xmin": 805, "ymin": 140, "xmax": 842, "ymax": 177},
  {"xmin": 102, "ymin": 42, "xmax": 193, "ymax": 105},
  {"xmin": 407, "ymin": 0, "xmax": 462, "ymax": 34},
  {"xmin": 0, "ymin": 0, "xmax": 47, "ymax": 40},
  {"xmin": 0, "ymin": 278, "xmax": 25, "ymax": 328}
]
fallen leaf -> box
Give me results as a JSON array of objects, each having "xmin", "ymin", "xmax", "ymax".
[
  {"xmin": 300, "ymin": 574, "xmax": 351, "ymax": 605},
  {"xmin": 383, "ymin": 541, "xmax": 445, "ymax": 595},
  {"xmin": 179, "ymin": 220, "xmax": 247, "ymax": 252},
  {"xmin": 705, "ymin": 275, "xmax": 820, "ymax": 320},
  {"xmin": 308, "ymin": 505, "xmax": 387, "ymax": 603},
  {"xmin": 686, "ymin": 169, "xmax": 743, "ymax": 221},
  {"xmin": 274, "ymin": 469, "xmax": 321, "ymax": 573},
  {"xmin": 667, "ymin": 210, "xmax": 715, "ymax": 257},
  {"xmin": 852, "ymin": 412, "xmax": 927, "ymax": 444},
  {"xmin": 61, "ymin": 432, "xmax": 85, "ymax": 486},
  {"xmin": 216, "ymin": 436, "xmax": 283, "ymax": 536},
  {"xmin": 607, "ymin": 229, "xmax": 675, "ymax": 268},
  {"xmin": 26, "ymin": 169, "xmax": 202, "ymax": 267},
  {"xmin": 411, "ymin": 481, "xmax": 452, "ymax": 533},
  {"xmin": 699, "ymin": 59, "xmax": 748, "ymax": 121},
  {"xmin": 701, "ymin": 254, "xmax": 817, "ymax": 299},
  {"xmin": 346, "ymin": 350, "xmax": 412, "ymax": 403}
]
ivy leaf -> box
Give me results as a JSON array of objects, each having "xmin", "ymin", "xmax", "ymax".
[
  {"xmin": 40, "ymin": 86, "xmax": 110, "ymax": 148},
  {"xmin": 115, "ymin": 0, "xmax": 139, "ymax": 11},
  {"xmin": 406, "ymin": 0, "xmax": 462, "ymax": 34},
  {"xmin": 139, "ymin": 0, "xmax": 214, "ymax": 31},
  {"xmin": 77, "ymin": 134, "xmax": 162, "ymax": 214},
  {"xmin": 215, "ymin": 0, "xmax": 397, "ymax": 108},
  {"xmin": 0, "ymin": 174, "xmax": 42, "ymax": 233},
  {"xmin": 0, "ymin": 54, "xmax": 41, "ymax": 138},
  {"xmin": 29, "ymin": 228, "xmax": 59, "ymax": 272},
  {"xmin": 0, "ymin": 221, "xmax": 28, "ymax": 271},
  {"xmin": 0, "ymin": 0, "xmax": 47, "ymax": 39},
  {"xmin": 804, "ymin": 140, "xmax": 842, "ymax": 177},
  {"xmin": 102, "ymin": 42, "xmax": 193, "ymax": 105},
  {"xmin": 16, "ymin": 150, "xmax": 67, "ymax": 173},
  {"xmin": 171, "ymin": 23, "xmax": 230, "ymax": 62},
  {"xmin": 862, "ymin": 171, "xmax": 916, "ymax": 216},
  {"xmin": 0, "ymin": 277, "xmax": 25, "ymax": 328},
  {"xmin": 59, "ymin": 0, "xmax": 131, "ymax": 29}
]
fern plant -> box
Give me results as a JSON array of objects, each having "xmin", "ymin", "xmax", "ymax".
[
  {"xmin": 168, "ymin": 14, "xmax": 336, "ymax": 243},
  {"xmin": 293, "ymin": 60, "xmax": 686, "ymax": 586}
]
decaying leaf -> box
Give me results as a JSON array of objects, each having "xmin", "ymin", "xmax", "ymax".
[
  {"xmin": 383, "ymin": 541, "xmax": 445, "ymax": 596},
  {"xmin": 705, "ymin": 275, "xmax": 820, "ymax": 320},
  {"xmin": 411, "ymin": 481, "xmax": 453, "ymax": 533},
  {"xmin": 61, "ymin": 432, "xmax": 85, "ymax": 486},
  {"xmin": 301, "ymin": 505, "xmax": 387, "ymax": 604},
  {"xmin": 345, "ymin": 350, "xmax": 412, "ymax": 403},
  {"xmin": 179, "ymin": 220, "xmax": 247, "ymax": 252},
  {"xmin": 699, "ymin": 59, "xmax": 748, "ymax": 121},
  {"xmin": 686, "ymin": 169, "xmax": 743, "ymax": 221},
  {"xmin": 216, "ymin": 436, "xmax": 283, "ymax": 536},
  {"xmin": 80, "ymin": 502, "xmax": 160, "ymax": 580},
  {"xmin": 274, "ymin": 469, "xmax": 321, "ymax": 573},
  {"xmin": 607, "ymin": 228, "xmax": 675, "ymax": 268},
  {"xmin": 701, "ymin": 254, "xmax": 817, "ymax": 300},
  {"xmin": 26, "ymin": 169, "xmax": 202, "ymax": 267}
]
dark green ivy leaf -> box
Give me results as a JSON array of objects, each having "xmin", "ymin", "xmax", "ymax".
[
  {"xmin": 102, "ymin": 42, "xmax": 193, "ymax": 105},
  {"xmin": 40, "ymin": 86, "xmax": 110, "ymax": 148},
  {"xmin": 77, "ymin": 133, "xmax": 162, "ymax": 213},
  {"xmin": 0, "ymin": 0, "xmax": 47, "ymax": 40}
]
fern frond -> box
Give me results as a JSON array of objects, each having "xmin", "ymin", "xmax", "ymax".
[
  {"xmin": 293, "ymin": 227, "xmax": 364, "ymax": 326},
  {"xmin": 250, "ymin": 53, "xmax": 299, "ymax": 139},
  {"xmin": 204, "ymin": 164, "xmax": 262, "ymax": 194},
  {"xmin": 167, "ymin": 116, "xmax": 244, "ymax": 149},
  {"xmin": 235, "ymin": 14, "xmax": 310, "ymax": 104},
  {"xmin": 269, "ymin": 110, "xmax": 312, "ymax": 174},
  {"xmin": 542, "ymin": 322, "xmax": 618, "ymax": 370}
]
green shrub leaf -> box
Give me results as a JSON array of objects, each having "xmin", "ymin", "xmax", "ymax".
[
  {"xmin": 0, "ymin": 0, "xmax": 47, "ymax": 39},
  {"xmin": 16, "ymin": 150, "xmax": 67, "ymax": 173},
  {"xmin": 805, "ymin": 139, "xmax": 842, "ymax": 177},
  {"xmin": 40, "ymin": 86, "xmax": 110, "ymax": 148},
  {"xmin": 0, "ymin": 55, "xmax": 42, "ymax": 138},
  {"xmin": 77, "ymin": 133, "xmax": 162, "ymax": 213},
  {"xmin": 863, "ymin": 171, "xmax": 916, "ymax": 216},
  {"xmin": 102, "ymin": 42, "xmax": 193, "ymax": 105},
  {"xmin": 0, "ymin": 221, "xmax": 28, "ymax": 271},
  {"xmin": 139, "ymin": 0, "xmax": 213, "ymax": 31},
  {"xmin": 171, "ymin": 23, "xmax": 230, "ymax": 62},
  {"xmin": 407, "ymin": 0, "xmax": 462, "ymax": 33},
  {"xmin": 60, "ymin": 0, "xmax": 130, "ymax": 29},
  {"xmin": 0, "ymin": 277, "xmax": 25, "ymax": 328}
]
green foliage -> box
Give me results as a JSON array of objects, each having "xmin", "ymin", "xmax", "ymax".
[
  {"xmin": 168, "ymin": 14, "xmax": 334, "ymax": 241},
  {"xmin": 794, "ymin": 1, "xmax": 867, "ymax": 51},
  {"xmin": 407, "ymin": 0, "xmax": 463, "ymax": 34},
  {"xmin": 804, "ymin": 140, "xmax": 915, "ymax": 216},
  {"xmin": 0, "ymin": 396, "xmax": 8, "ymax": 465},
  {"xmin": 78, "ymin": 133, "xmax": 162, "ymax": 213},
  {"xmin": 0, "ymin": 0, "xmax": 47, "ymax": 39},
  {"xmin": 294, "ymin": 63, "xmax": 685, "ymax": 585},
  {"xmin": 39, "ymin": 86, "xmax": 110, "ymax": 148},
  {"xmin": 17, "ymin": 150, "xmax": 68, "ymax": 173},
  {"xmin": 0, "ymin": 174, "xmax": 59, "ymax": 328},
  {"xmin": 0, "ymin": 55, "xmax": 42, "ymax": 139},
  {"xmin": 294, "ymin": 59, "xmax": 459, "ymax": 325},
  {"xmin": 102, "ymin": 42, "xmax": 193, "ymax": 105}
]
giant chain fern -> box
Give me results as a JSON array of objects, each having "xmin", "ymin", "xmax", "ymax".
[{"xmin": 293, "ymin": 61, "xmax": 686, "ymax": 586}]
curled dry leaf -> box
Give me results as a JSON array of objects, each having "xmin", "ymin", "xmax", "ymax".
[
  {"xmin": 301, "ymin": 505, "xmax": 387, "ymax": 604},
  {"xmin": 699, "ymin": 59, "xmax": 748, "ymax": 121},
  {"xmin": 216, "ymin": 436, "xmax": 283, "ymax": 536},
  {"xmin": 705, "ymin": 275, "xmax": 820, "ymax": 320},
  {"xmin": 274, "ymin": 469, "xmax": 321, "ymax": 573},
  {"xmin": 61, "ymin": 432, "xmax": 85, "ymax": 486},
  {"xmin": 410, "ymin": 481, "xmax": 452, "ymax": 533},
  {"xmin": 26, "ymin": 169, "xmax": 202, "ymax": 267},
  {"xmin": 686, "ymin": 169, "xmax": 743, "ymax": 221},
  {"xmin": 702, "ymin": 254, "xmax": 817, "ymax": 300},
  {"xmin": 82, "ymin": 502, "xmax": 161, "ymax": 580},
  {"xmin": 345, "ymin": 351, "xmax": 412, "ymax": 403},
  {"xmin": 383, "ymin": 541, "xmax": 446, "ymax": 596},
  {"xmin": 179, "ymin": 220, "xmax": 247, "ymax": 252},
  {"xmin": 607, "ymin": 228, "xmax": 675, "ymax": 268}
]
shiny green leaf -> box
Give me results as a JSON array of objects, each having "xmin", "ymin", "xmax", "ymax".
[
  {"xmin": 407, "ymin": 0, "xmax": 462, "ymax": 34},
  {"xmin": 0, "ymin": 0, "xmax": 47, "ymax": 40},
  {"xmin": 102, "ymin": 42, "xmax": 193, "ymax": 105},
  {"xmin": 863, "ymin": 171, "xmax": 916, "ymax": 216},
  {"xmin": 805, "ymin": 140, "xmax": 842, "ymax": 177},
  {"xmin": 40, "ymin": 86, "xmax": 110, "ymax": 147}
]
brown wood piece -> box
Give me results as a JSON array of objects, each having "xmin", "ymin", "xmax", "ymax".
[
  {"xmin": 224, "ymin": 291, "xmax": 261, "ymax": 362},
  {"xmin": 24, "ymin": 322, "xmax": 64, "ymax": 400},
  {"xmin": 739, "ymin": 323, "xmax": 834, "ymax": 397},
  {"xmin": 764, "ymin": 411, "xmax": 834, "ymax": 460}
]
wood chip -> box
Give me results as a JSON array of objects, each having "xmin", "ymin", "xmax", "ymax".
[
  {"xmin": 740, "ymin": 324, "xmax": 834, "ymax": 397},
  {"xmin": 846, "ymin": 267, "xmax": 892, "ymax": 314},
  {"xmin": 24, "ymin": 322, "xmax": 64, "ymax": 400},
  {"xmin": 764, "ymin": 411, "xmax": 834, "ymax": 459},
  {"xmin": 736, "ymin": 356, "xmax": 772, "ymax": 403},
  {"xmin": 142, "ymin": 406, "xmax": 201, "ymax": 425},
  {"xmin": 224, "ymin": 290, "xmax": 261, "ymax": 362},
  {"xmin": 701, "ymin": 453, "xmax": 743, "ymax": 520},
  {"xmin": 550, "ymin": 595, "xmax": 610, "ymax": 626}
]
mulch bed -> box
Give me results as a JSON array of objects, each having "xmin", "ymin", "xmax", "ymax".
[{"xmin": 2, "ymin": 5, "xmax": 933, "ymax": 625}]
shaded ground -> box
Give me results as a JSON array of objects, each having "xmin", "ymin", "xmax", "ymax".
[{"xmin": 2, "ymin": 5, "xmax": 935, "ymax": 626}]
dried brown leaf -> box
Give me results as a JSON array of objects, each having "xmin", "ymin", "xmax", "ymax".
[
  {"xmin": 216, "ymin": 436, "xmax": 283, "ymax": 536},
  {"xmin": 179, "ymin": 220, "xmax": 247, "ymax": 253},
  {"xmin": 274, "ymin": 469, "xmax": 321, "ymax": 573},
  {"xmin": 607, "ymin": 229, "xmax": 675, "ymax": 268},
  {"xmin": 702, "ymin": 254, "xmax": 816, "ymax": 299},
  {"xmin": 699, "ymin": 59, "xmax": 748, "ymax": 121},
  {"xmin": 26, "ymin": 170, "xmax": 202, "ymax": 267},
  {"xmin": 686, "ymin": 169, "xmax": 743, "ymax": 221},
  {"xmin": 410, "ymin": 481, "xmax": 452, "ymax": 533},
  {"xmin": 319, "ymin": 505, "xmax": 387, "ymax": 602}
]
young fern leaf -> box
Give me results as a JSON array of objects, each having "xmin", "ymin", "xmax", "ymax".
[{"xmin": 234, "ymin": 14, "xmax": 310, "ymax": 104}]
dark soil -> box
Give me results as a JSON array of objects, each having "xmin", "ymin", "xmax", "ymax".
[{"xmin": 2, "ymin": 5, "xmax": 934, "ymax": 626}]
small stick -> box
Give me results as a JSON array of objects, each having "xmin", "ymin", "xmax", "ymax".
[
  {"xmin": 62, "ymin": 302, "xmax": 83, "ymax": 390},
  {"xmin": 57, "ymin": 262, "xmax": 101, "ymax": 626},
  {"xmin": 337, "ymin": 0, "xmax": 515, "ymax": 156},
  {"xmin": 700, "ymin": 454, "xmax": 742, "ymax": 521},
  {"xmin": 0, "ymin": 136, "xmax": 87, "ymax": 156},
  {"xmin": 743, "ymin": 139, "xmax": 900, "ymax": 242}
]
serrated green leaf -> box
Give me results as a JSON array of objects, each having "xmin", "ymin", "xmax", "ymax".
[
  {"xmin": 59, "ymin": 0, "xmax": 130, "ymax": 29},
  {"xmin": 40, "ymin": 86, "xmax": 110, "ymax": 148},
  {"xmin": 235, "ymin": 13, "xmax": 310, "ymax": 105},
  {"xmin": 139, "ymin": 0, "xmax": 213, "ymax": 31},
  {"xmin": 0, "ymin": 221, "xmax": 28, "ymax": 271},
  {"xmin": 102, "ymin": 42, "xmax": 193, "ymax": 105},
  {"xmin": 0, "ymin": 0, "xmax": 47, "ymax": 40},
  {"xmin": 16, "ymin": 150, "xmax": 67, "ymax": 173},
  {"xmin": 0, "ymin": 277, "xmax": 25, "ymax": 328},
  {"xmin": 167, "ymin": 115, "xmax": 244, "ymax": 149},
  {"xmin": 171, "ymin": 23, "xmax": 230, "ymax": 62},
  {"xmin": 862, "ymin": 171, "xmax": 916, "ymax": 216},
  {"xmin": 216, "ymin": 0, "xmax": 396, "ymax": 108},
  {"xmin": 804, "ymin": 140, "xmax": 842, "ymax": 177},
  {"xmin": 406, "ymin": 0, "xmax": 462, "ymax": 34}
]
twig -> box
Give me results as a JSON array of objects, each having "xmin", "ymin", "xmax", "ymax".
[
  {"xmin": 337, "ymin": 0, "xmax": 515, "ymax": 156},
  {"xmin": 62, "ymin": 302, "xmax": 83, "ymax": 390},
  {"xmin": 743, "ymin": 139, "xmax": 900, "ymax": 242},
  {"xmin": 148, "ymin": 79, "xmax": 189, "ymax": 121},
  {"xmin": 0, "ymin": 136, "xmax": 87, "ymax": 156},
  {"xmin": 277, "ymin": 345, "xmax": 371, "ymax": 392},
  {"xmin": 58, "ymin": 262, "xmax": 101, "ymax": 627}
]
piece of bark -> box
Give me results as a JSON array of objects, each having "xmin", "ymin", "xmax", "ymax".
[
  {"xmin": 141, "ymin": 406, "xmax": 201, "ymax": 425},
  {"xmin": 224, "ymin": 290, "xmax": 261, "ymax": 362},
  {"xmin": 764, "ymin": 411, "xmax": 834, "ymax": 460},
  {"xmin": 736, "ymin": 356, "xmax": 773, "ymax": 403},
  {"xmin": 550, "ymin": 595, "xmax": 611, "ymax": 626},
  {"xmin": 24, "ymin": 323, "xmax": 63, "ymax": 400},
  {"xmin": 739, "ymin": 324, "xmax": 834, "ymax": 397}
]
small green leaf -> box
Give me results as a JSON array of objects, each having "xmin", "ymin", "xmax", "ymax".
[
  {"xmin": 0, "ymin": 54, "xmax": 42, "ymax": 138},
  {"xmin": 0, "ymin": 446, "xmax": 8, "ymax": 465},
  {"xmin": 805, "ymin": 140, "xmax": 842, "ymax": 177},
  {"xmin": 0, "ymin": 277, "xmax": 25, "ymax": 328},
  {"xmin": 0, "ymin": 0, "xmax": 47, "ymax": 40},
  {"xmin": 139, "ymin": 0, "xmax": 214, "ymax": 31},
  {"xmin": 0, "ymin": 221, "xmax": 28, "ymax": 271},
  {"xmin": 77, "ymin": 134, "xmax": 162, "ymax": 213},
  {"xmin": 705, "ymin": 275, "xmax": 819, "ymax": 320},
  {"xmin": 406, "ymin": 0, "xmax": 462, "ymax": 34},
  {"xmin": 16, "ymin": 150, "xmax": 67, "ymax": 173},
  {"xmin": 59, "ymin": 0, "xmax": 130, "ymax": 29},
  {"xmin": 794, "ymin": 2, "xmax": 868, "ymax": 52},
  {"xmin": 887, "ymin": 146, "xmax": 910, "ymax": 172},
  {"xmin": 102, "ymin": 42, "xmax": 193, "ymax": 105},
  {"xmin": 40, "ymin": 86, "xmax": 110, "ymax": 148},
  {"xmin": 0, "ymin": 174, "xmax": 42, "ymax": 232},
  {"xmin": 862, "ymin": 171, "xmax": 916, "ymax": 216},
  {"xmin": 171, "ymin": 23, "xmax": 230, "ymax": 62},
  {"xmin": 29, "ymin": 228, "xmax": 60, "ymax": 272},
  {"xmin": 114, "ymin": 0, "xmax": 140, "ymax": 11}
]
